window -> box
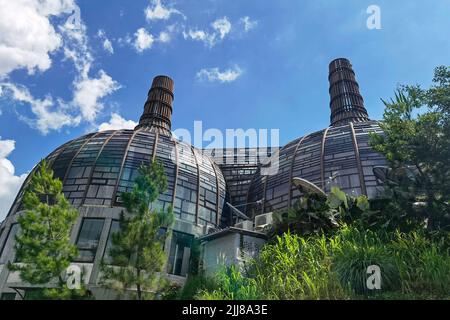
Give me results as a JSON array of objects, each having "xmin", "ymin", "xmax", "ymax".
[
  {"xmin": 75, "ymin": 219, "xmax": 104, "ymax": 263},
  {"xmin": 0, "ymin": 224, "xmax": 19, "ymax": 264},
  {"xmin": 102, "ymin": 220, "xmax": 120, "ymax": 264},
  {"xmin": 167, "ymin": 231, "xmax": 193, "ymax": 277},
  {"xmin": 1, "ymin": 293, "xmax": 16, "ymax": 300}
]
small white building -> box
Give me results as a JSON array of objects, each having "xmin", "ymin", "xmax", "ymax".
[{"xmin": 199, "ymin": 227, "xmax": 267, "ymax": 276}]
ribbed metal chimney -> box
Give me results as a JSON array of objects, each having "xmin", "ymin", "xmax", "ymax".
[
  {"xmin": 136, "ymin": 75, "xmax": 174, "ymax": 135},
  {"xmin": 328, "ymin": 58, "xmax": 370, "ymax": 126}
]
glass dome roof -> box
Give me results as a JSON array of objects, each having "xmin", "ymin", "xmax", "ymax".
[
  {"xmin": 8, "ymin": 129, "xmax": 227, "ymax": 228},
  {"xmin": 245, "ymin": 121, "xmax": 387, "ymax": 217}
]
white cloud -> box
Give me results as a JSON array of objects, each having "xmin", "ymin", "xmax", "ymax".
[
  {"xmin": 98, "ymin": 113, "xmax": 137, "ymax": 132},
  {"xmin": 0, "ymin": 0, "xmax": 77, "ymax": 78},
  {"xmin": 158, "ymin": 31, "xmax": 171, "ymax": 43},
  {"xmin": 103, "ymin": 39, "xmax": 114, "ymax": 54},
  {"xmin": 212, "ymin": 17, "xmax": 231, "ymax": 39},
  {"xmin": 0, "ymin": 10, "xmax": 121, "ymax": 134},
  {"xmin": 0, "ymin": 138, "xmax": 27, "ymax": 222},
  {"xmin": 59, "ymin": 10, "xmax": 121, "ymax": 125},
  {"xmin": 73, "ymin": 71, "xmax": 121, "ymax": 122},
  {"xmin": 134, "ymin": 28, "xmax": 154, "ymax": 52},
  {"xmin": 98, "ymin": 29, "xmax": 114, "ymax": 54},
  {"xmin": 0, "ymin": 82, "xmax": 81, "ymax": 134},
  {"xmin": 183, "ymin": 17, "xmax": 232, "ymax": 47},
  {"xmin": 196, "ymin": 66, "xmax": 243, "ymax": 83},
  {"xmin": 183, "ymin": 29, "xmax": 215, "ymax": 47},
  {"xmin": 145, "ymin": 0, "xmax": 183, "ymax": 21},
  {"xmin": 240, "ymin": 16, "xmax": 258, "ymax": 32}
]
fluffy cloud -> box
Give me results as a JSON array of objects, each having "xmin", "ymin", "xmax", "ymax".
[
  {"xmin": 145, "ymin": 0, "xmax": 183, "ymax": 21},
  {"xmin": 134, "ymin": 28, "xmax": 155, "ymax": 52},
  {"xmin": 196, "ymin": 66, "xmax": 243, "ymax": 83},
  {"xmin": 73, "ymin": 71, "xmax": 121, "ymax": 122},
  {"xmin": 241, "ymin": 16, "xmax": 258, "ymax": 32},
  {"xmin": 0, "ymin": 1, "xmax": 121, "ymax": 134},
  {"xmin": 98, "ymin": 29, "xmax": 114, "ymax": 54},
  {"xmin": 0, "ymin": 0, "xmax": 76, "ymax": 78},
  {"xmin": 59, "ymin": 8, "xmax": 121, "ymax": 126},
  {"xmin": 0, "ymin": 82, "xmax": 81, "ymax": 134},
  {"xmin": 98, "ymin": 113, "xmax": 137, "ymax": 132},
  {"xmin": 183, "ymin": 17, "xmax": 232, "ymax": 47},
  {"xmin": 0, "ymin": 138, "xmax": 27, "ymax": 222},
  {"xmin": 212, "ymin": 17, "xmax": 232, "ymax": 39}
]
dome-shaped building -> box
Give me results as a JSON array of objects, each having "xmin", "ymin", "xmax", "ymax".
[
  {"xmin": 0, "ymin": 59, "xmax": 388, "ymax": 299},
  {"xmin": 0, "ymin": 76, "xmax": 227, "ymax": 297},
  {"xmin": 245, "ymin": 58, "xmax": 387, "ymax": 216},
  {"xmin": 246, "ymin": 58, "xmax": 386, "ymax": 216}
]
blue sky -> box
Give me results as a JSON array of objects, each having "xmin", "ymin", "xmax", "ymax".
[{"xmin": 0, "ymin": 0, "xmax": 450, "ymax": 219}]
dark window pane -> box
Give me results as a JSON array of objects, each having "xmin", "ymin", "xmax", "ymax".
[
  {"xmin": 167, "ymin": 231, "xmax": 193, "ymax": 277},
  {"xmin": 0, "ymin": 224, "xmax": 19, "ymax": 264},
  {"xmin": 1, "ymin": 293, "xmax": 16, "ymax": 300},
  {"xmin": 75, "ymin": 219, "xmax": 104, "ymax": 263},
  {"xmin": 103, "ymin": 220, "xmax": 120, "ymax": 264}
]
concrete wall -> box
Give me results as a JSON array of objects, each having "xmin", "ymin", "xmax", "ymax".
[
  {"xmin": 201, "ymin": 232, "xmax": 267, "ymax": 277},
  {"xmin": 0, "ymin": 205, "xmax": 199, "ymax": 299}
]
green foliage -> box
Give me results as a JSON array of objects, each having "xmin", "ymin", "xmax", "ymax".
[
  {"xmin": 370, "ymin": 66, "xmax": 450, "ymax": 232},
  {"xmin": 176, "ymin": 274, "xmax": 217, "ymax": 300},
  {"xmin": 250, "ymin": 232, "xmax": 347, "ymax": 300},
  {"xmin": 200, "ymin": 226, "xmax": 450, "ymax": 300},
  {"xmin": 7, "ymin": 160, "xmax": 87, "ymax": 299},
  {"xmin": 271, "ymin": 187, "xmax": 374, "ymax": 237},
  {"xmin": 101, "ymin": 161, "xmax": 174, "ymax": 300},
  {"xmin": 197, "ymin": 266, "xmax": 261, "ymax": 300},
  {"xmin": 332, "ymin": 228, "xmax": 400, "ymax": 295}
]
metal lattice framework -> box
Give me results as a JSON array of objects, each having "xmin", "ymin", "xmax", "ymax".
[
  {"xmin": 329, "ymin": 58, "xmax": 370, "ymax": 126},
  {"xmin": 7, "ymin": 129, "xmax": 226, "ymax": 227},
  {"xmin": 245, "ymin": 121, "xmax": 386, "ymax": 217}
]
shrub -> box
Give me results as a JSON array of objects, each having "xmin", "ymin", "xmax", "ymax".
[
  {"xmin": 178, "ymin": 274, "xmax": 216, "ymax": 300},
  {"xmin": 332, "ymin": 228, "xmax": 400, "ymax": 295},
  {"xmin": 197, "ymin": 266, "xmax": 261, "ymax": 300},
  {"xmin": 254, "ymin": 232, "xmax": 347, "ymax": 299}
]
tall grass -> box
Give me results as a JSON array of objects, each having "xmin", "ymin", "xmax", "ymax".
[{"xmin": 198, "ymin": 226, "xmax": 450, "ymax": 300}]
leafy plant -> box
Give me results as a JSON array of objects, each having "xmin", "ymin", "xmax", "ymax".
[
  {"xmin": 101, "ymin": 161, "xmax": 174, "ymax": 300},
  {"xmin": 370, "ymin": 66, "xmax": 450, "ymax": 232},
  {"xmin": 197, "ymin": 266, "xmax": 261, "ymax": 300}
]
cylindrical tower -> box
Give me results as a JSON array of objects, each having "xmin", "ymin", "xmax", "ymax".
[
  {"xmin": 136, "ymin": 75, "xmax": 174, "ymax": 135},
  {"xmin": 329, "ymin": 58, "xmax": 370, "ymax": 126}
]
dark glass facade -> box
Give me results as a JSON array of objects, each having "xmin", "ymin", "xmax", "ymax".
[
  {"xmin": 245, "ymin": 121, "xmax": 386, "ymax": 216},
  {"xmin": 0, "ymin": 61, "xmax": 389, "ymax": 297}
]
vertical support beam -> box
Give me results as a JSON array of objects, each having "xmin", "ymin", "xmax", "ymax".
[
  {"xmin": 81, "ymin": 131, "xmax": 120, "ymax": 206},
  {"xmin": 89, "ymin": 218, "xmax": 112, "ymax": 285},
  {"xmin": 171, "ymin": 139, "xmax": 180, "ymax": 209},
  {"xmin": 208, "ymin": 157, "xmax": 221, "ymax": 226},
  {"xmin": 111, "ymin": 129, "xmax": 141, "ymax": 206},
  {"xmin": 320, "ymin": 127, "xmax": 330, "ymax": 191},
  {"xmin": 287, "ymin": 135, "xmax": 309, "ymax": 208},
  {"xmin": 152, "ymin": 132, "xmax": 159, "ymax": 162},
  {"xmin": 349, "ymin": 122, "xmax": 367, "ymax": 195},
  {"xmin": 190, "ymin": 146, "xmax": 201, "ymax": 225}
]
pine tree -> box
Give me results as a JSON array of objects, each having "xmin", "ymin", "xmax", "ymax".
[
  {"xmin": 101, "ymin": 161, "xmax": 174, "ymax": 300},
  {"xmin": 7, "ymin": 160, "xmax": 87, "ymax": 299}
]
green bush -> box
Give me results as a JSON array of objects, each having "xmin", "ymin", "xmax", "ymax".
[
  {"xmin": 197, "ymin": 266, "xmax": 261, "ymax": 300},
  {"xmin": 199, "ymin": 225, "xmax": 450, "ymax": 300},
  {"xmin": 178, "ymin": 274, "xmax": 217, "ymax": 300},
  {"xmin": 250, "ymin": 232, "xmax": 347, "ymax": 300},
  {"xmin": 332, "ymin": 228, "xmax": 400, "ymax": 295}
]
